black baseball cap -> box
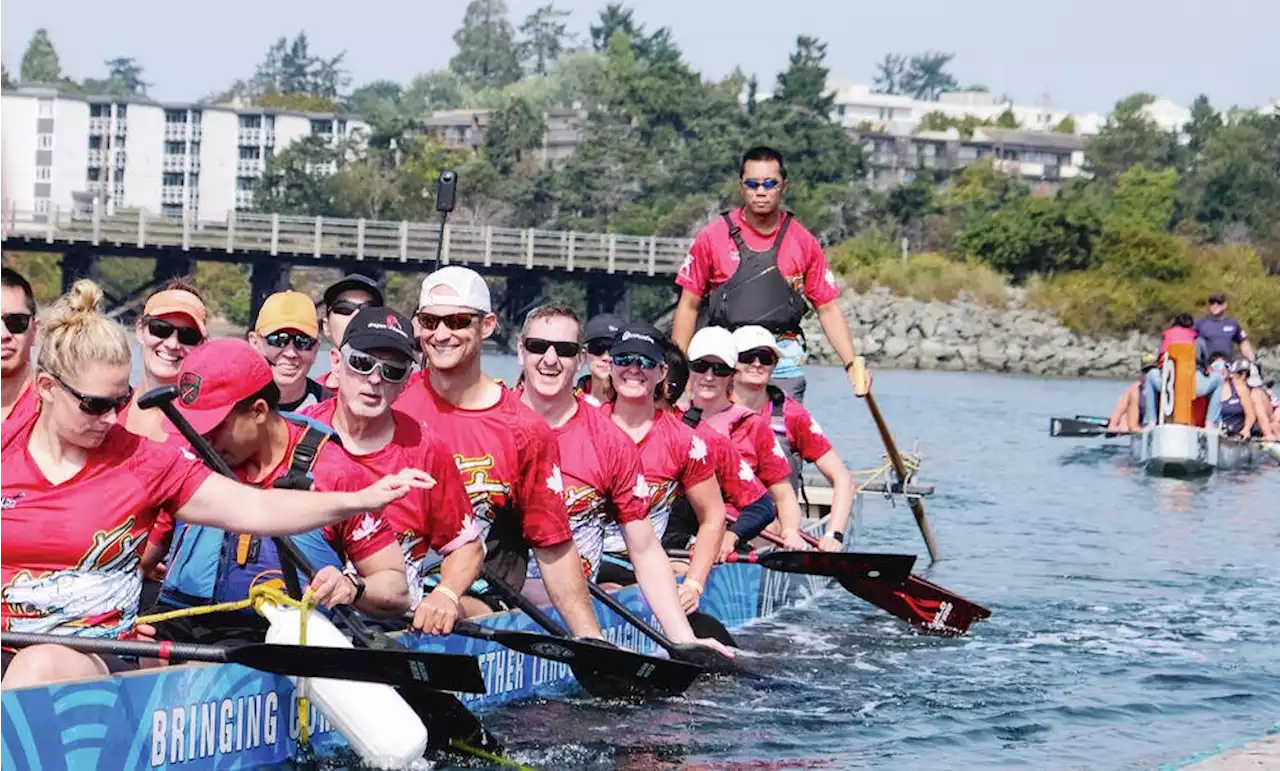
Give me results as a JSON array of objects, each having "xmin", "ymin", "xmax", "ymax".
[
  {"xmin": 342, "ymin": 306, "xmax": 416, "ymax": 359},
  {"xmin": 610, "ymin": 324, "xmax": 665, "ymax": 362},
  {"xmin": 1208, "ymin": 293, "xmax": 1227, "ymax": 304},
  {"xmin": 324, "ymin": 274, "xmax": 384, "ymax": 308},
  {"xmin": 582, "ymin": 313, "xmax": 625, "ymax": 344}
]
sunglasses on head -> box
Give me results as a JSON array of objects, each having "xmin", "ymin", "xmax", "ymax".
[
  {"xmin": 689, "ymin": 359, "xmax": 735, "ymax": 377},
  {"xmin": 417, "ymin": 312, "xmax": 481, "ymax": 331},
  {"xmin": 342, "ymin": 347, "xmax": 411, "ymax": 383},
  {"xmin": 585, "ymin": 338, "xmax": 614, "ymax": 357},
  {"xmin": 145, "ymin": 317, "xmax": 203, "ymax": 346},
  {"xmin": 265, "ymin": 331, "xmax": 319, "ymax": 351},
  {"xmin": 51, "ymin": 372, "xmax": 133, "ymax": 416},
  {"xmin": 524, "ymin": 337, "xmax": 581, "ymax": 358},
  {"xmin": 3, "ymin": 312, "xmax": 33, "ymax": 335},
  {"xmin": 611, "ymin": 353, "xmax": 660, "ymax": 370},
  {"xmin": 738, "ymin": 348, "xmax": 779, "ymax": 366},
  {"xmin": 742, "ymin": 178, "xmax": 781, "ymax": 191},
  {"xmin": 329, "ymin": 299, "xmax": 370, "ymax": 317}
]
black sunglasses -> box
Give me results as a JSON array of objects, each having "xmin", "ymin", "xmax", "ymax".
[
  {"xmin": 51, "ymin": 373, "xmax": 133, "ymax": 416},
  {"xmin": 524, "ymin": 337, "xmax": 582, "ymax": 358},
  {"xmin": 3, "ymin": 313, "xmax": 33, "ymax": 335},
  {"xmin": 329, "ymin": 299, "xmax": 370, "ymax": 317},
  {"xmin": 585, "ymin": 339, "xmax": 613, "ymax": 357},
  {"xmin": 738, "ymin": 348, "xmax": 779, "ymax": 366},
  {"xmin": 265, "ymin": 331, "xmax": 319, "ymax": 351},
  {"xmin": 343, "ymin": 347, "xmax": 411, "ymax": 383},
  {"xmin": 417, "ymin": 312, "xmax": 481, "ymax": 331},
  {"xmin": 743, "ymin": 178, "xmax": 781, "ymax": 191},
  {"xmin": 689, "ymin": 359, "xmax": 735, "ymax": 377},
  {"xmin": 611, "ymin": 353, "xmax": 660, "ymax": 370},
  {"xmin": 145, "ymin": 317, "xmax": 203, "ymax": 346}
]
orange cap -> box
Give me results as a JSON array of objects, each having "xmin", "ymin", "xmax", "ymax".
[
  {"xmin": 144, "ymin": 289, "xmax": 208, "ymax": 336},
  {"xmin": 255, "ymin": 290, "xmax": 318, "ymax": 337}
]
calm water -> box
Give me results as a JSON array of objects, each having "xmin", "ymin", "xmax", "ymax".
[{"xmin": 132, "ymin": 346, "xmax": 1280, "ymax": 770}]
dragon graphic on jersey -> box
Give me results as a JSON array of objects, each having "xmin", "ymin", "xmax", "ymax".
[{"xmin": 453, "ymin": 453, "xmax": 509, "ymax": 539}]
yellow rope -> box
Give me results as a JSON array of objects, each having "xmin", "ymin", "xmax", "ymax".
[{"xmin": 450, "ymin": 739, "xmax": 539, "ymax": 770}]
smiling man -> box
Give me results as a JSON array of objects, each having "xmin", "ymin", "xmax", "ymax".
[
  {"xmin": 1, "ymin": 267, "xmax": 39, "ymax": 427},
  {"xmin": 248, "ymin": 290, "xmax": 330, "ymax": 412}
]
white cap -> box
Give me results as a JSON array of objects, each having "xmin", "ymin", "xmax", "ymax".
[
  {"xmin": 731, "ymin": 325, "xmax": 782, "ymax": 355},
  {"xmin": 418, "ymin": 266, "xmax": 492, "ymax": 313},
  {"xmin": 688, "ymin": 326, "xmax": 738, "ymax": 366}
]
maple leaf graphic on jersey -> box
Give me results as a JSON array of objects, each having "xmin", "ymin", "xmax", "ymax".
[
  {"xmin": 772, "ymin": 438, "xmax": 787, "ymax": 458},
  {"xmin": 738, "ymin": 459, "xmax": 756, "ymax": 481},
  {"xmin": 810, "ymin": 419, "xmax": 825, "ymax": 436},
  {"xmin": 546, "ymin": 464, "xmax": 565, "ymax": 495},
  {"xmin": 351, "ymin": 513, "xmax": 380, "ymax": 542},
  {"xmin": 632, "ymin": 473, "xmax": 651, "ymax": 499},
  {"xmin": 689, "ymin": 435, "xmax": 708, "ymax": 462}
]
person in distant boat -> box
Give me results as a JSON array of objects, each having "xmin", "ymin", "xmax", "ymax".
[
  {"xmin": 301, "ymin": 306, "xmax": 483, "ymax": 636},
  {"xmin": 730, "ymin": 325, "xmax": 854, "ymax": 552},
  {"xmin": 1242, "ymin": 365, "xmax": 1279, "ymax": 440},
  {"xmin": 1, "ymin": 281, "xmax": 424, "ymax": 688},
  {"xmin": 147, "ymin": 338, "xmax": 412, "ymax": 644},
  {"xmin": 597, "ymin": 325, "xmax": 728, "ymax": 613},
  {"xmin": 248, "ymin": 290, "xmax": 330, "ymax": 412},
  {"xmin": 575, "ymin": 313, "xmax": 623, "ymax": 399},
  {"xmin": 394, "ymin": 266, "xmax": 606, "ymax": 638},
  {"xmin": 316, "ymin": 274, "xmax": 384, "ymax": 391},
  {"xmin": 119, "ymin": 280, "xmax": 207, "ymax": 443},
  {"xmin": 1, "ymin": 267, "xmax": 38, "ymax": 426},
  {"xmin": 1143, "ymin": 315, "xmax": 1224, "ymax": 430},
  {"xmin": 681, "ymin": 325, "xmax": 809, "ymax": 553},
  {"xmin": 671, "ymin": 145, "xmax": 868, "ymax": 403},
  {"xmin": 1214, "ymin": 355, "xmax": 1261, "ymax": 440},
  {"xmin": 1107, "ymin": 353, "xmax": 1159, "ymax": 432},
  {"xmin": 1196, "ymin": 293, "xmax": 1255, "ymax": 363},
  {"xmin": 514, "ymin": 305, "xmax": 731, "ymax": 655}
]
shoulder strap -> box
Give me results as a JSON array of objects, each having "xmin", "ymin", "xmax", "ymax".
[
  {"xmin": 681, "ymin": 406, "xmax": 703, "ymax": 428},
  {"xmin": 721, "ymin": 211, "xmax": 747, "ymax": 253},
  {"xmin": 273, "ymin": 418, "xmax": 336, "ymax": 490},
  {"xmin": 765, "ymin": 384, "xmax": 787, "ymax": 417},
  {"xmin": 771, "ymin": 212, "xmax": 795, "ymax": 249}
]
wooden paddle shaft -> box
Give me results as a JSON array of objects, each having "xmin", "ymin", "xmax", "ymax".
[{"xmin": 863, "ymin": 389, "xmax": 942, "ymax": 563}]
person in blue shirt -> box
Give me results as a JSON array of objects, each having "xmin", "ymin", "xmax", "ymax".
[{"xmin": 1195, "ymin": 293, "xmax": 1255, "ymax": 363}]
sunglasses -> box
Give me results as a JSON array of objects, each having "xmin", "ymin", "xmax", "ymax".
[
  {"xmin": 742, "ymin": 178, "xmax": 781, "ymax": 191},
  {"xmin": 524, "ymin": 337, "xmax": 582, "ymax": 358},
  {"xmin": 611, "ymin": 353, "xmax": 660, "ymax": 370},
  {"xmin": 145, "ymin": 317, "xmax": 203, "ymax": 346},
  {"xmin": 51, "ymin": 372, "xmax": 133, "ymax": 416},
  {"xmin": 585, "ymin": 339, "xmax": 613, "ymax": 357},
  {"xmin": 329, "ymin": 299, "xmax": 370, "ymax": 317},
  {"xmin": 343, "ymin": 347, "xmax": 411, "ymax": 383},
  {"xmin": 417, "ymin": 312, "xmax": 481, "ymax": 331},
  {"xmin": 265, "ymin": 331, "xmax": 319, "ymax": 351},
  {"xmin": 3, "ymin": 313, "xmax": 33, "ymax": 335},
  {"xmin": 738, "ymin": 348, "xmax": 779, "ymax": 367},
  {"xmin": 689, "ymin": 359, "xmax": 735, "ymax": 377}
]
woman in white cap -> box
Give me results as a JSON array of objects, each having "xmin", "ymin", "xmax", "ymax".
[
  {"xmin": 682, "ymin": 326, "xmax": 808, "ymax": 552},
  {"xmin": 730, "ymin": 325, "xmax": 854, "ymax": 552},
  {"xmin": 120, "ymin": 279, "xmax": 207, "ymax": 443}
]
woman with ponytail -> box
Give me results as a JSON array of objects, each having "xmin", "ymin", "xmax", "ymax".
[{"xmin": 0, "ymin": 281, "xmax": 430, "ymax": 688}]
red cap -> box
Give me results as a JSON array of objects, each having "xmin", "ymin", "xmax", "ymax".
[{"xmin": 167, "ymin": 339, "xmax": 274, "ymax": 435}]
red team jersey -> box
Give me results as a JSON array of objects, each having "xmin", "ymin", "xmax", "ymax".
[
  {"xmin": 724, "ymin": 409, "xmax": 792, "ymax": 488},
  {"xmin": 688, "ymin": 418, "xmax": 768, "ymax": 515},
  {"xmin": 530, "ymin": 396, "xmax": 650, "ymax": 580},
  {"xmin": 303, "ymin": 400, "xmax": 480, "ymax": 602},
  {"xmin": 1, "ymin": 381, "xmax": 39, "ymax": 434},
  {"xmin": 394, "ymin": 373, "xmax": 572, "ymax": 550},
  {"xmin": 1, "ymin": 422, "xmax": 212, "ymax": 637},
  {"xmin": 599, "ymin": 406, "xmax": 715, "ymax": 553},
  {"xmin": 756, "ymin": 394, "xmax": 833, "ymax": 463}
]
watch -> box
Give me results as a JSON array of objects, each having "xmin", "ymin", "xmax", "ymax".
[
  {"xmin": 827, "ymin": 530, "xmax": 844, "ymax": 543},
  {"xmin": 348, "ymin": 574, "xmax": 366, "ymax": 603}
]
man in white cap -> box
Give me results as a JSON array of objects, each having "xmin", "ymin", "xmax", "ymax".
[{"xmin": 394, "ymin": 266, "xmax": 605, "ymax": 638}]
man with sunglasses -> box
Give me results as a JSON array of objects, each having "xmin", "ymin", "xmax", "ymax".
[
  {"xmin": 1195, "ymin": 293, "xmax": 1256, "ymax": 365},
  {"xmin": 730, "ymin": 326, "xmax": 854, "ymax": 552},
  {"xmin": 1, "ymin": 267, "xmax": 39, "ymax": 427},
  {"xmin": 575, "ymin": 313, "xmax": 624, "ymax": 399},
  {"xmin": 249, "ymin": 290, "xmax": 331, "ymax": 412},
  {"xmin": 672, "ymin": 145, "xmax": 865, "ymax": 404},
  {"xmin": 395, "ymin": 266, "xmax": 605, "ymax": 639},
  {"xmin": 318, "ymin": 274, "xmax": 385, "ymax": 391},
  {"xmin": 301, "ymin": 306, "xmax": 483, "ymax": 636}
]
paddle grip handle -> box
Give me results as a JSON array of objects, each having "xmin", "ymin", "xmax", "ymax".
[{"xmin": 0, "ymin": 632, "xmax": 226, "ymax": 664}]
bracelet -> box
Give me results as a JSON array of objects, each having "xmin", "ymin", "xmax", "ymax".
[
  {"xmin": 433, "ymin": 585, "xmax": 460, "ymax": 605},
  {"xmin": 682, "ymin": 578, "xmax": 704, "ymax": 596},
  {"xmin": 844, "ymin": 360, "xmax": 857, "ymax": 371}
]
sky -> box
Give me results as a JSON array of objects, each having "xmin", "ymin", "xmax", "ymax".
[{"xmin": 2, "ymin": 0, "xmax": 1277, "ymax": 115}]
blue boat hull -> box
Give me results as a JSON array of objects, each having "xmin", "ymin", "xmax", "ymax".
[{"xmin": 1, "ymin": 558, "xmax": 830, "ymax": 770}]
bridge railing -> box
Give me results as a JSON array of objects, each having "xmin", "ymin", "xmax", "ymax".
[{"xmin": 2, "ymin": 205, "xmax": 694, "ymax": 277}]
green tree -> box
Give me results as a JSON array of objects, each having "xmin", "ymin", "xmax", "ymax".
[
  {"xmin": 1052, "ymin": 114, "xmax": 1077, "ymax": 134},
  {"xmin": 1086, "ymin": 93, "xmax": 1175, "ymax": 182},
  {"xmin": 995, "ymin": 107, "xmax": 1019, "ymax": 128},
  {"xmin": 901, "ymin": 52, "xmax": 958, "ymax": 101},
  {"xmin": 1106, "ymin": 164, "xmax": 1178, "ymax": 232},
  {"xmin": 872, "ymin": 54, "xmax": 907, "ymax": 95},
  {"xmin": 590, "ymin": 3, "xmax": 641, "ymax": 52},
  {"xmin": 485, "ymin": 95, "xmax": 546, "ymax": 173},
  {"xmin": 253, "ymin": 136, "xmax": 347, "ymax": 216},
  {"xmin": 345, "ymin": 80, "xmax": 403, "ymax": 115},
  {"xmin": 1, "ymin": 65, "xmax": 12, "ymax": 88},
  {"xmin": 773, "ymin": 36, "xmax": 835, "ymax": 116},
  {"xmin": 956, "ymin": 193, "xmax": 1100, "ymax": 280},
  {"xmin": 20, "ymin": 28, "xmax": 61, "ymax": 83},
  {"xmin": 519, "ymin": 3, "xmax": 572, "ymax": 76},
  {"xmin": 1182, "ymin": 94, "xmax": 1223, "ymax": 168},
  {"xmin": 450, "ymin": 0, "xmax": 523, "ymax": 89},
  {"xmin": 1182, "ymin": 109, "xmax": 1280, "ymax": 240}
]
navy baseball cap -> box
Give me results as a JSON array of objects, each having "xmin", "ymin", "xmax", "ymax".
[{"xmin": 583, "ymin": 313, "xmax": 625, "ymax": 344}]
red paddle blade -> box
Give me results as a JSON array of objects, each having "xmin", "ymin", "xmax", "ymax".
[{"xmin": 844, "ymin": 573, "xmax": 991, "ymax": 637}]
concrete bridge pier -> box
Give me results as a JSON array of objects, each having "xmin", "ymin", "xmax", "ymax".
[
  {"xmin": 248, "ymin": 261, "xmax": 293, "ymax": 331},
  {"xmin": 60, "ymin": 247, "xmax": 97, "ymax": 294},
  {"xmin": 584, "ymin": 277, "xmax": 632, "ymax": 322},
  {"xmin": 153, "ymin": 255, "xmax": 197, "ymax": 285}
]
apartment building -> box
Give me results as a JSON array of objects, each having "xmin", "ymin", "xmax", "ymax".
[
  {"xmin": 1, "ymin": 85, "xmax": 367, "ymax": 222},
  {"xmin": 409, "ymin": 106, "xmax": 585, "ymax": 165},
  {"xmin": 856, "ymin": 126, "xmax": 1088, "ymax": 190}
]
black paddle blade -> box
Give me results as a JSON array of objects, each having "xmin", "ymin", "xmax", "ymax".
[
  {"xmin": 227, "ymin": 643, "xmax": 487, "ymax": 693},
  {"xmin": 475, "ymin": 626, "xmax": 701, "ymax": 699},
  {"xmin": 844, "ymin": 574, "xmax": 992, "ymax": 637},
  {"xmin": 668, "ymin": 642, "xmax": 737, "ymax": 674},
  {"xmin": 687, "ymin": 611, "xmax": 738, "ymax": 648},
  {"xmin": 757, "ymin": 551, "xmax": 916, "ymax": 585},
  {"xmin": 1050, "ymin": 417, "xmax": 1110, "ymax": 437}
]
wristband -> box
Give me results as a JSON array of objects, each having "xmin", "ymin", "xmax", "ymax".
[
  {"xmin": 348, "ymin": 574, "xmax": 366, "ymax": 603},
  {"xmin": 844, "ymin": 360, "xmax": 857, "ymax": 371},
  {"xmin": 433, "ymin": 585, "xmax": 460, "ymax": 605},
  {"xmin": 682, "ymin": 578, "xmax": 704, "ymax": 596}
]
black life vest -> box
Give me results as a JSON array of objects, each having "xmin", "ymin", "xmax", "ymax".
[
  {"xmin": 706, "ymin": 210, "xmax": 808, "ymax": 336},
  {"xmin": 765, "ymin": 385, "xmax": 804, "ymax": 490}
]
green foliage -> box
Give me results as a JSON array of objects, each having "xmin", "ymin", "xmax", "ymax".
[
  {"xmin": 955, "ymin": 192, "xmax": 1100, "ymax": 280},
  {"xmin": 1086, "ymin": 93, "xmax": 1176, "ymax": 182},
  {"xmin": 20, "ymin": 28, "xmax": 61, "ymax": 83},
  {"xmin": 83, "ymin": 57, "xmax": 150, "ymax": 98},
  {"xmin": 450, "ymin": 0, "xmax": 523, "ymax": 89},
  {"xmin": 917, "ymin": 111, "xmax": 992, "ymax": 138},
  {"xmin": 518, "ymin": 3, "xmax": 572, "ymax": 76},
  {"xmin": 1181, "ymin": 109, "xmax": 1280, "ymax": 240},
  {"xmin": 900, "ymin": 52, "xmax": 959, "ymax": 101},
  {"xmin": 1106, "ymin": 164, "xmax": 1178, "ymax": 232},
  {"xmin": 1096, "ymin": 227, "xmax": 1190, "ymax": 281},
  {"xmin": 1, "ymin": 252, "xmax": 62, "ymax": 304},
  {"xmin": 485, "ymin": 96, "xmax": 546, "ymax": 173},
  {"xmin": 1053, "ymin": 114, "xmax": 1077, "ymax": 134},
  {"xmin": 773, "ymin": 36, "xmax": 835, "ymax": 115},
  {"xmin": 994, "ymin": 107, "xmax": 1019, "ymax": 128},
  {"xmin": 872, "ymin": 54, "xmax": 907, "ymax": 95}
]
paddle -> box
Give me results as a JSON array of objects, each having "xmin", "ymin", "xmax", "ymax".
[
  {"xmin": 138, "ymin": 385, "xmax": 498, "ymax": 752},
  {"xmin": 581, "ymin": 581, "xmax": 738, "ymax": 674},
  {"xmin": 1050, "ymin": 416, "xmax": 1134, "ymax": 438},
  {"xmin": 472, "ymin": 570, "xmax": 704, "ymax": 699},
  {"xmin": 852, "ymin": 358, "xmax": 941, "ymax": 563},
  {"xmin": 0, "ymin": 631, "xmax": 485, "ymax": 692}
]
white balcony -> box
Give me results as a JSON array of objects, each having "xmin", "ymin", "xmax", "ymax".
[
  {"xmin": 86, "ymin": 150, "xmax": 104, "ymax": 166},
  {"xmin": 113, "ymin": 120, "xmax": 128, "ymax": 135},
  {"xmin": 88, "ymin": 117, "xmax": 106, "ymax": 134},
  {"xmin": 162, "ymin": 156, "xmax": 187, "ymax": 172},
  {"xmin": 160, "ymin": 187, "xmax": 185, "ymax": 205},
  {"xmin": 189, "ymin": 157, "xmax": 201, "ymax": 173},
  {"xmin": 238, "ymin": 128, "xmax": 262, "ymax": 145},
  {"xmin": 234, "ymin": 190, "xmax": 255, "ymax": 208},
  {"xmin": 164, "ymin": 124, "xmax": 187, "ymax": 141},
  {"xmin": 114, "ymin": 151, "xmax": 126, "ymax": 167},
  {"xmin": 191, "ymin": 125, "xmax": 203, "ymax": 141},
  {"xmin": 264, "ymin": 131, "xmax": 276, "ymax": 146},
  {"xmin": 236, "ymin": 159, "xmax": 262, "ymax": 176}
]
